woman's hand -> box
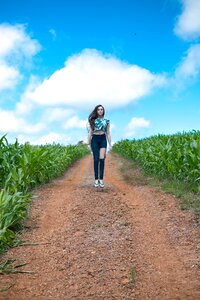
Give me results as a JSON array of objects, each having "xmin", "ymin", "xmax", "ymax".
[
  {"xmin": 87, "ymin": 144, "xmax": 91, "ymax": 152},
  {"xmin": 109, "ymin": 145, "xmax": 112, "ymax": 152}
]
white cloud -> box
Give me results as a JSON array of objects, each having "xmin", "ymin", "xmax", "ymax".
[
  {"xmin": 16, "ymin": 97, "xmax": 34, "ymax": 115},
  {"xmin": 18, "ymin": 132, "xmax": 72, "ymax": 145},
  {"xmin": 37, "ymin": 132, "xmax": 71, "ymax": 145},
  {"xmin": 175, "ymin": 44, "xmax": 200, "ymax": 79},
  {"xmin": 41, "ymin": 107, "xmax": 75, "ymax": 123},
  {"xmin": 23, "ymin": 123, "xmax": 45, "ymax": 134},
  {"xmin": 0, "ymin": 109, "xmax": 45, "ymax": 134},
  {"xmin": 63, "ymin": 115, "xmax": 88, "ymax": 129},
  {"xmin": 35, "ymin": 132, "xmax": 71, "ymax": 145},
  {"xmin": 110, "ymin": 122, "xmax": 115, "ymax": 130},
  {"xmin": 0, "ymin": 23, "xmax": 41, "ymax": 58},
  {"xmin": 0, "ymin": 109, "xmax": 24, "ymax": 132},
  {"xmin": 0, "ymin": 63, "xmax": 19, "ymax": 90},
  {"xmin": 49, "ymin": 29, "xmax": 57, "ymax": 40},
  {"xmin": 15, "ymin": 75, "xmax": 41, "ymax": 115},
  {"xmin": 173, "ymin": 1, "xmax": 200, "ymax": 86},
  {"xmin": 27, "ymin": 49, "xmax": 166, "ymax": 110},
  {"xmin": 174, "ymin": 0, "xmax": 200, "ymax": 40},
  {"xmin": 0, "ymin": 23, "xmax": 41, "ymax": 91},
  {"xmin": 126, "ymin": 117, "xmax": 150, "ymax": 137}
]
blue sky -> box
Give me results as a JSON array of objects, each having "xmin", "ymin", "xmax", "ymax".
[{"xmin": 0, "ymin": 0, "xmax": 199, "ymax": 145}]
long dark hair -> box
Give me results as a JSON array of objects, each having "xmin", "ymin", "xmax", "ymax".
[{"xmin": 88, "ymin": 104, "xmax": 105, "ymax": 130}]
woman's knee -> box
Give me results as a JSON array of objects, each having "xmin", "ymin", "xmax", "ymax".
[
  {"xmin": 99, "ymin": 155, "xmax": 106, "ymax": 160},
  {"xmin": 99, "ymin": 148, "xmax": 106, "ymax": 159},
  {"xmin": 99, "ymin": 158, "xmax": 105, "ymax": 162}
]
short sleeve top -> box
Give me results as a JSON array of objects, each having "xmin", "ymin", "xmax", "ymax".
[{"xmin": 93, "ymin": 118, "xmax": 110, "ymax": 133}]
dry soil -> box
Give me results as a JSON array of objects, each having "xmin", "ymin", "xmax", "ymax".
[{"xmin": 0, "ymin": 153, "xmax": 200, "ymax": 299}]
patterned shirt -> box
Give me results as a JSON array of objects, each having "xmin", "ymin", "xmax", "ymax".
[{"xmin": 93, "ymin": 118, "xmax": 110, "ymax": 133}]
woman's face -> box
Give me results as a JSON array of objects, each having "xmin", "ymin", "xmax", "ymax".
[{"xmin": 97, "ymin": 106, "xmax": 104, "ymax": 117}]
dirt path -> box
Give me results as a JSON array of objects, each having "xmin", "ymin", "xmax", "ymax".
[{"xmin": 0, "ymin": 153, "xmax": 200, "ymax": 299}]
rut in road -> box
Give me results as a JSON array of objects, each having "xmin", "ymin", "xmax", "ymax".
[{"xmin": 0, "ymin": 153, "xmax": 200, "ymax": 300}]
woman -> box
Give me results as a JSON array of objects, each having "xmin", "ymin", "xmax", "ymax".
[{"xmin": 87, "ymin": 104, "xmax": 112, "ymax": 187}]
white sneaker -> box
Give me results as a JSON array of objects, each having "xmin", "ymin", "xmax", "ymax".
[
  {"xmin": 99, "ymin": 180, "xmax": 104, "ymax": 188},
  {"xmin": 94, "ymin": 180, "xmax": 99, "ymax": 187}
]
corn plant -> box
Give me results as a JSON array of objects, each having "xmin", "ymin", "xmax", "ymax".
[
  {"xmin": 0, "ymin": 135, "xmax": 89, "ymax": 253},
  {"xmin": 113, "ymin": 130, "xmax": 200, "ymax": 193}
]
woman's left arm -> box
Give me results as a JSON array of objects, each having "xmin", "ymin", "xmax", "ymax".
[{"xmin": 106, "ymin": 123, "xmax": 112, "ymax": 151}]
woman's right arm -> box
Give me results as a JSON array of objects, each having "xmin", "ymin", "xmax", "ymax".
[
  {"xmin": 87, "ymin": 126, "xmax": 93, "ymax": 147},
  {"xmin": 106, "ymin": 123, "xmax": 112, "ymax": 151}
]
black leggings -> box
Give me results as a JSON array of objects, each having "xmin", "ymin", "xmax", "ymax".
[{"xmin": 91, "ymin": 134, "xmax": 107, "ymax": 180}]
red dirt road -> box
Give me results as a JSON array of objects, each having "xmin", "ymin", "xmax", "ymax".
[{"xmin": 0, "ymin": 153, "xmax": 200, "ymax": 299}]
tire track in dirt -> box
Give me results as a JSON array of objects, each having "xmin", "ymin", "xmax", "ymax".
[
  {"xmin": 0, "ymin": 154, "xmax": 200, "ymax": 299},
  {"xmin": 107, "ymin": 155, "xmax": 200, "ymax": 299}
]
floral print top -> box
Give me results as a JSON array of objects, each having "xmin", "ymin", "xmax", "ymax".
[{"xmin": 93, "ymin": 118, "xmax": 110, "ymax": 133}]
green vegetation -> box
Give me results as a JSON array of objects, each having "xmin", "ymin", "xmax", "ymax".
[
  {"xmin": 114, "ymin": 152, "xmax": 200, "ymax": 221},
  {"xmin": 113, "ymin": 130, "xmax": 200, "ymax": 193},
  {"xmin": 129, "ymin": 267, "xmax": 136, "ymax": 287},
  {"xmin": 0, "ymin": 135, "xmax": 89, "ymax": 253},
  {"xmin": 0, "ymin": 259, "xmax": 34, "ymax": 275},
  {"xmin": 113, "ymin": 131, "xmax": 200, "ymax": 217}
]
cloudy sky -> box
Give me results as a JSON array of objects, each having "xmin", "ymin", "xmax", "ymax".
[{"xmin": 0, "ymin": 0, "xmax": 199, "ymax": 145}]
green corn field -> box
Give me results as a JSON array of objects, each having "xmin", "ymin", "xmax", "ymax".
[
  {"xmin": 112, "ymin": 130, "xmax": 200, "ymax": 193},
  {"xmin": 0, "ymin": 135, "xmax": 88, "ymax": 253}
]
